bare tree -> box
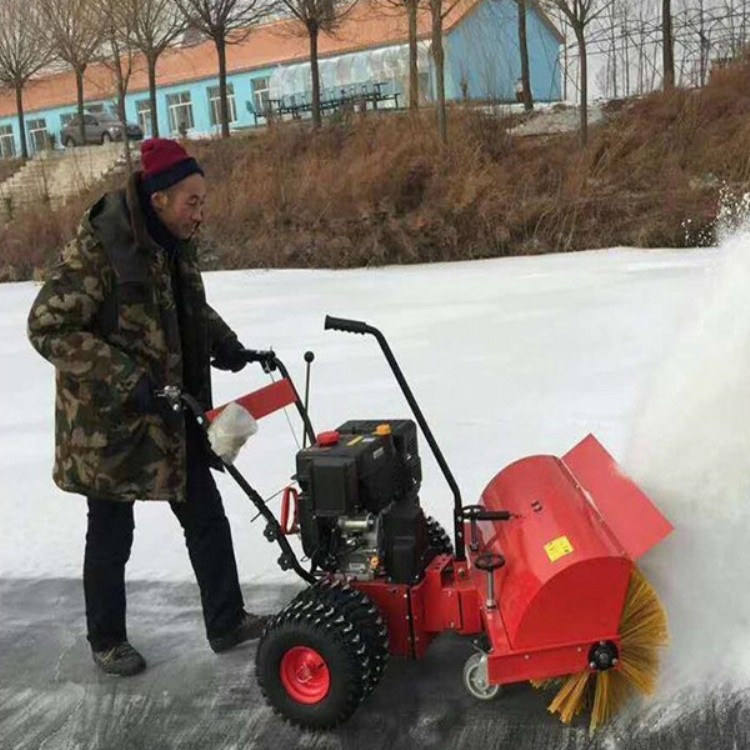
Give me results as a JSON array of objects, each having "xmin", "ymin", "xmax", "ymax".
[
  {"xmin": 406, "ymin": 0, "xmax": 421, "ymax": 110},
  {"xmin": 98, "ymin": 0, "xmax": 140, "ymax": 171},
  {"xmin": 123, "ymin": 0, "xmax": 188, "ymax": 138},
  {"xmin": 378, "ymin": 0, "xmax": 422, "ymax": 111},
  {"xmin": 619, "ymin": 0, "xmax": 631, "ymax": 96},
  {"xmin": 277, "ymin": 0, "xmax": 358, "ymax": 128},
  {"xmin": 662, "ymin": 0, "xmax": 674, "ymax": 87},
  {"xmin": 39, "ymin": 0, "xmax": 107, "ymax": 147},
  {"xmin": 174, "ymin": 0, "xmax": 271, "ymax": 138},
  {"xmin": 429, "ymin": 0, "xmax": 462, "ymax": 144},
  {"xmin": 518, "ymin": 0, "xmax": 534, "ymax": 109},
  {"xmin": 603, "ymin": 0, "xmax": 619, "ymax": 96},
  {"xmin": 0, "ymin": 0, "xmax": 53, "ymax": 159},
  {"xmin": 543, "ymin": 0, "xmax": 613, "ymax": 146}
]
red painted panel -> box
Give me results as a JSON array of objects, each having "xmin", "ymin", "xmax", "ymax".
[
  {"xmin": 206, "ymin": 378, "xmax": 297, "ymax": 422},
  {"xmin": 353, "ymin": 581, "xmax": 413, "ymax": 658},
  {"xmin": 563, "ymin": 434, "xmax": 674, "ymax": 561},
  {"xmin": 482, "ymin": 594, "xmax": 621, "ymax": 684},
  {"xmin": 419, "ymin": 556, "xmax": 460, "ymax": 632},
  {"xmin": 477, "ymin": 448, "xmax": 634, "ymax": 649}
]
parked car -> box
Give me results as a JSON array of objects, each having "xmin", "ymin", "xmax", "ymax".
[{"xmin": 61, "ymin": 112, "xmax": 143, "ymax": 147}]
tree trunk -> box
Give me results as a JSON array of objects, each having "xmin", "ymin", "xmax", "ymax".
[
  {"xmin": 148, "ymin": 53, "xmax": 159, "ymax": 137},
  {"xmin": 575, "ymin": 25, "xmax": 588, "ymax": 147},
  {"xmin": 407, "ymin": 0, "xmax": 419, "ymax": 111},
  {"xmin": 15, "ymin": 83, "xmax": 28, "ymax": 160},
  {"xmin": 113, "ymin": 48, "xmax": 133, "ymax": 173},
  {"xmin": 309, "ymin": 24, "xmax": 322, "ymax": 129},
  {"xmin": 76, "ymin": 67, "xmax": 86, "ymax": 145},
  {"xmin": 662, "ymin": 0, "xmax": 675, "ymax": 89},
  {"xmin": 431, "ymin": 0, "xmax": 447, "ymax": 144},
  {"xmin": 563, "ymin": 26, "xmax": 568, "ymax": 101},
  {"xmin": 518, "ymin": 0, "xmax": 533, "ymax": 110},
  {"xmin": 609, "ymin": 13, "xmax": 618, "ymax": 97},
  {"xmin": 623, "ymin": 25, "xmax": 630, "ymax": 96},
  {"xmin": 216, "ymin": 35, "xmax": 230, "ymax": 138},
  {"xmin": 699, "ymin": 0, "xmax": 708, "ymax": 87}
]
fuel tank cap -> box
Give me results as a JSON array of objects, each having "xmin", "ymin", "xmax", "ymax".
[{"xmin": 317, "ymin": 431, "xmax": 340, "ymax": 447}]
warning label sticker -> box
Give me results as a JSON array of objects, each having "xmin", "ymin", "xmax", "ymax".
[{"xmin": 544, "ymin": 536, "xmax": 574, "ymax": 562}]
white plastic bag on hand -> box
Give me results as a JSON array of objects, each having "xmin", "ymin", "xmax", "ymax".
[{"xmin": 207, "ymin": 402, "xmax": 258, "ymax": 464}]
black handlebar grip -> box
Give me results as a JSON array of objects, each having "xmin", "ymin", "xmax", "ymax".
[
  {"xmin": 483, "ymin": 510, "xmax": 512, "ymax": 521},
  {"xmin": 461, "ymin": 505, "xmax": 513, "ymax": 522},
  {"xmin": 242, "ymin": 348, "xmax": 274, "ymax": 362},
  {"xmin": 324, "ymin": 315, "xmax": 371, "ymax": 335}
]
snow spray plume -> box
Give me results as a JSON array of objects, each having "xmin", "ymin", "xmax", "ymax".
[{"xmin": 626, "ymin": 195, "xmax": 750, "ymax": 698}]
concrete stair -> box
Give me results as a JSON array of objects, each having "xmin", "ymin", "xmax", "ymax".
[{"xmin": 0, "ymin": 143, "xmax": 138, "ymax": 220}]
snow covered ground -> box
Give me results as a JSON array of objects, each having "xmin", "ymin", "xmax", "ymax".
[
  {"xmin": 1, "ymin": 245, "xmax": 709, "ymax": 584},
  {"xmin": 4, "ymin": 240, "xmax": 750, "ymax": 738}
]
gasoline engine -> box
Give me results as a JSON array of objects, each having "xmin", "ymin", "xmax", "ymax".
[{"xmin": 295, "ymin": 420, "xmax": 439, "ymax": 584}]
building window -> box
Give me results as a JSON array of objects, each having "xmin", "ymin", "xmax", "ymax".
[
  {"xmin": 252, "ymin": 77, "xmax": 270, "ymax": 113},
  {"xmin": 60, "ymin": 112, "xmax": 76, "ymax": 129},
  {"xmin": 207, "ymin": 84, "xmax": 237, "ymax": 126},
  {"xmin": 136, "ymin": 99, "xmax": 152, "ymax": 137},
  {"xmin": 27, "ymin": 118, "xmax": 49, "ymax": 153},
  {"xmin": 0, "ymin": 125, "xmax": 15, "ymax": 159},
  {"xmin": 419, "ymin": 72, "xmax": 431, "ymax": 102},
  {"xmin": 166, "ymin": 92, "xmax": 194, "ymax": 134}
]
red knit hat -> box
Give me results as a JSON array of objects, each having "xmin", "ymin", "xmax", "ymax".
[{"xmin": 140, "ymin": 138, "xmax": 203, "ymax": 195}]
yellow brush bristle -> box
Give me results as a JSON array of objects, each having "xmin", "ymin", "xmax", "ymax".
[{"xmin": 532, "ymin": 566, "xmax": 669, "ymax": 733}]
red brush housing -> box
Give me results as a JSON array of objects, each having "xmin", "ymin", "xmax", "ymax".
[{"xmin": 352, "ymin": 435, "xmax": 672, "ymax": 686}]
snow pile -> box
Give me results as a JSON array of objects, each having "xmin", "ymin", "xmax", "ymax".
[{"xmin": 626, "ymin": 214, "xmax": 750, "ymax": 694}]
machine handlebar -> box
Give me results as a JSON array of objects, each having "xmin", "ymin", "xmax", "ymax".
[
  {"xmin": 241, "ymin": 348, "xmax": 277, "ymax": 371},
  {"xmin": 324, "ymin": 315, "xmax": 372, "ymax": 335}
]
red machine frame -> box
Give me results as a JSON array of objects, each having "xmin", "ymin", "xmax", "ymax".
[{"xmin": 206, "ymin": 370, "xmax": 672, "ymax": 691}]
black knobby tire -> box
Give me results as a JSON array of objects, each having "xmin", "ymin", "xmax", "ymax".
[
  {"xmin": 426, "ymin": 516, "xmax": 454, "ymax": 556},
  {"xmin": 256, "ymin": 589, "xmax": 370, "ymax": 729},
  {"xmin": 293, "ymin": 580, "xmax": 390, "ymax": 694}
]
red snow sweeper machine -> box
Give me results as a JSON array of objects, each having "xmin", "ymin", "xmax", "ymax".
[{"xmin": 168, "ymin": 315, "xmax": 673, "ymax": 733}]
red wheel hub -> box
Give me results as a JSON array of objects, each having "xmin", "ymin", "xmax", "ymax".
[{"xmin": 280, "ymin": 646, "xmax": 331, "ymax": 704}]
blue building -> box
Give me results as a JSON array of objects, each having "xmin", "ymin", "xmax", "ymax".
[{"xmin": 0, "ymin": 0, "xmax": 563, "ymax": 159}]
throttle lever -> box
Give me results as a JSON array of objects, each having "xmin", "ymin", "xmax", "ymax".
[{"xmin": 461, "ymin": 505, "xmax": 515, "ymax": 552}]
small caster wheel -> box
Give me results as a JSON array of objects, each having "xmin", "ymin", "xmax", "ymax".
[{"xmin": 463, "ymin": 652, "xmax": 501, "ymax": 700}]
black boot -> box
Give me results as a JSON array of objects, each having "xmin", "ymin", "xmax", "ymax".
[
  {"xmin": 209, "ymin": 611, "xmax": 270, "ymax": 653},
  {"xmin": 92, "ymin": 641, "xmax": 147, "ymax": 676}
]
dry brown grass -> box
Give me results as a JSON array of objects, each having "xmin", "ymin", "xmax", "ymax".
[
  {"xmin": 0, "ymin": 173, "xmax": 121, "ymax": 281},
  {"xmin": 0, "ymin": 157, "xmax": 24, "ymax": 184},
  {"xmin": 5, "ymin": 61, "xmax": 750, "ymax": 280}
]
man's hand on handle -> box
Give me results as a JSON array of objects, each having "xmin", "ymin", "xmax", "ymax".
[{"xmin": 212, "ymin": 340, "xmax": 276, "ymax": 374}]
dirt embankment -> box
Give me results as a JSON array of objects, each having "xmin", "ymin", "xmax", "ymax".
[{"xmin": 4, "ymin": 61, "xmax": 750, "ymax": 282}]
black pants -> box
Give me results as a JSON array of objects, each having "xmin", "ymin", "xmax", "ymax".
[{"xmin": 83, "ymin": 434, "xmax": 245, "ymax": 651}]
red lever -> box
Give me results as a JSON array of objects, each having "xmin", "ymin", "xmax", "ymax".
[{"xmin": 206, "ymin": 378, "xmax": 297, "ymax": 423}]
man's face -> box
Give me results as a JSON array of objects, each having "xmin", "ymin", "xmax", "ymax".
[{"xmin": 151, "ymin": 172, "xmax": 207, "ymax": 240}]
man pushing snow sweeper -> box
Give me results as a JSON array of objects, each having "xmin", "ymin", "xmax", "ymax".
[
  {"xmin": 27, "ymin": 138, "xmax": 272, "ymax": 677},
  {"xmin": 28, "ymin": 137, "xmax": 674, "ymax": 735}
]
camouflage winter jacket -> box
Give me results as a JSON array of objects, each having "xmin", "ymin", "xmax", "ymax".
[{"xmin": 27, "ymin": 173, "xmax": 238, "ymax": 502}]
